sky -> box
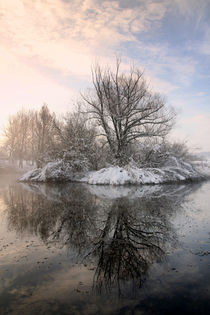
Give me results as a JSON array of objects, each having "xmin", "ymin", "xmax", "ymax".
[{"xmin": 0, "ymin": 0, "xmax": 210, "ymax": 151}]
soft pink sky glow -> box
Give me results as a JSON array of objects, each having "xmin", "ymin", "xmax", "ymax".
[{"xmin": 1, "ymin": 0, "xmax": 210, "ymax": 151}]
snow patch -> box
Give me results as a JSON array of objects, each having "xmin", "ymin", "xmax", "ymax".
[
  {"xmin": 81, "ymin": 157, "xmax": 205, "ymax": 185},
  {"xmin": 20, "ymin": 160, "xmax": 73, "ymax": 182}
]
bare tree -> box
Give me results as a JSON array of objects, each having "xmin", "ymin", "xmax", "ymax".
[
  {"xmin": 4, "ymin": 110, "xmax": 31, "ymax": 167},
  {"xmin": 34, "ymin": 104, "xmax": 56, "ymax": 167},
  {"xmin": 4, "ymin": 105, "xmax": 57, "ymax": 168},
  {"xmin": 82, "ymin": 59, "xmax": 175, "ymax": 164}
]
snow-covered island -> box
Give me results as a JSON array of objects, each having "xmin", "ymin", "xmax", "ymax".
[
  {"xmin": 19, "ymin": 156, "xmax": 209, "ymax": 185},
  {"xmin": 3, "ymin": 63, "xmax": 210, "ymax": 187}
]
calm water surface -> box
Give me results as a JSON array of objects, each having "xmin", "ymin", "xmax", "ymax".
[{"xmin": 0, "ymin": 174, "xmax": 210, "ymax": 314}]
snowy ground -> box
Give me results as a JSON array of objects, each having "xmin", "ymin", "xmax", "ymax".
[
  {"xmin": 80, "ymin": 159, "xmax": 205, "ymax": 185},
  {"xmin": 19, "ymin": 157, "xmax": 210, "ymax": 185}
]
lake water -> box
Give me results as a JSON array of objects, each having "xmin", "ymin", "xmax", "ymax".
[{"xmin": 0, "ymin": 174, "xmax": 210, "ymax": 315}]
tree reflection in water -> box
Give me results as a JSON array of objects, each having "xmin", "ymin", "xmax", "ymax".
[
  {"xmin": 4, "ymin": 183, "xmax": 98, "ymax": 253},
  {"xmin": 3, "ymin": 182, "xmax": 199, "ymax": 296},
  {"xmin": 90, "ymin": 197, "xmax": 171, "ymax": 296}
]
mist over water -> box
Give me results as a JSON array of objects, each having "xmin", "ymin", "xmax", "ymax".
[{"xmin": 0, "ymin": 176, "xmax": 210, "ymax": 314}]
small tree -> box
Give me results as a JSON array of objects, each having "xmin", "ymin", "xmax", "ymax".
[{"xmin": 82, "ymin": 59, "xmax": 175, "ymax": 165}]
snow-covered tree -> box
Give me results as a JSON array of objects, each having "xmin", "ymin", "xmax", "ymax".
[
  {"xmin": 53, "ymin": 110, "xmax": 99, "ymax": 171},
  {"xmin": 82, "ymin": 59, "xmax": 175, "ymax": 165}
]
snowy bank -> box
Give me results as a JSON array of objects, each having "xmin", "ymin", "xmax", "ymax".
[
  {"xmin": 192, "ymin": 160, "xmax": 210, "ymax": 177},
  {"xmin": 20, "ymin": 157, "xmax": 206, "ymax": 185},
  {"xmin": 80, "ymin": 158, "xmax": 204, "ymax": 185},
  {"xmin": 19, "ymin": 160, "xmax": 75, "ymax": 182}
]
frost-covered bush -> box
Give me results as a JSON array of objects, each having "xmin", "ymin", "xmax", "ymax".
[
  {"xmin": 62, "ymin": 149, "xmax": 90, "ymax": 172},
  {"xmin": 59, "ymin": 111, "xmax": 100, "ymax": 171},
  {"xmin": 130, "ymin": 139, "xmax": 193, "ymax": 168},
  {"xmin": 35, "ymin": 109, "xmax": 101, "ymax": 172},
  {"xmin": 20, "ymin": 160, "xmax": 73, "ymax": 182}
]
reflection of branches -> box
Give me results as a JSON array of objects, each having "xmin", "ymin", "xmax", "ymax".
[
  {"xmin": 51, "ymin": 198, "xmax": 96, "ymax": 252},
  {"xmin": 91, "ymin": 198, "xmax": 174, "ymax": 296},
  {"xmin": 4, "ymin": 183, "xmax": 97, "ymax": 252},
  {"xmin": 90, "ymin": 184, "xmax": 202, "ymax": 296}
]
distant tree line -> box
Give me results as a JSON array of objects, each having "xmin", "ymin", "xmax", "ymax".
[
  {"xmin": 2, "ymin": 60, "xmax": 192, "ymax": 170},
  {"xmin": 4, "ymin": 104, "xmax": 56, "ymax": 168}
]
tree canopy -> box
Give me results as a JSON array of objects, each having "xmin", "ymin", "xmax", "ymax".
[{"xmin": 82, "ymin": 59, "xmax": 175, "ymax": 164}]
